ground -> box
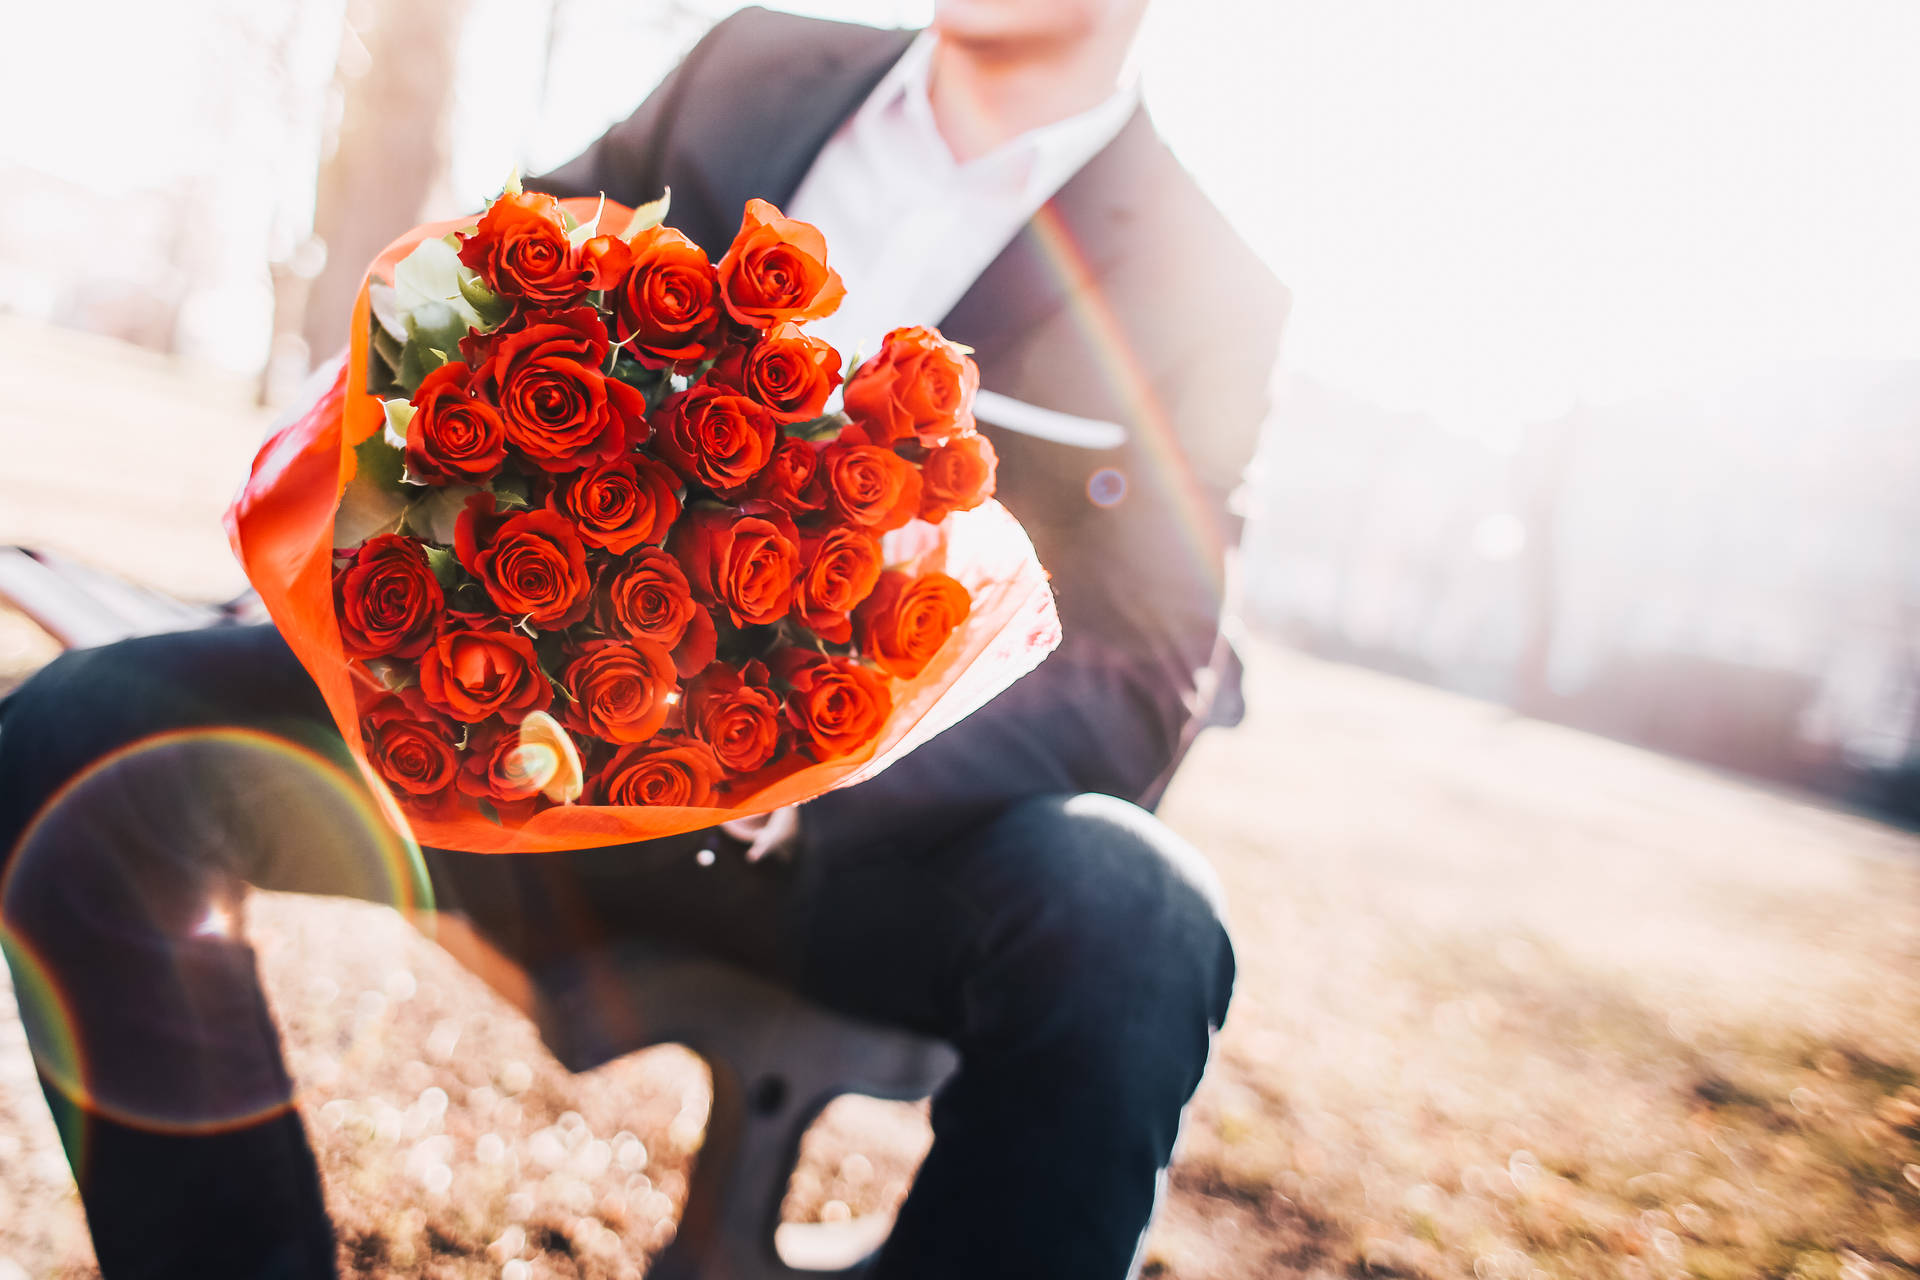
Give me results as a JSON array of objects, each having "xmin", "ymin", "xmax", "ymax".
[{"xmin": 1, "ymin": 321, "xmax": 1917, "ymax": 1278}]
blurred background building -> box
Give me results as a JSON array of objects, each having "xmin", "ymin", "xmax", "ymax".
[{"xmin": 2, "ymin": 0, "xmax": 1917, "ymax": 820}]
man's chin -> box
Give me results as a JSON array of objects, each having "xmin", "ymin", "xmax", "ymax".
[{"xmin": 931, "ymin": 5, "xmax": 1098, "ymax": 57}]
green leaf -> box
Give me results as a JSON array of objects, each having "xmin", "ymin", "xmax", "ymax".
[
  {"xmin": 423, "ymin": 544, "xmax": 461, "ymax": 588},
  {"xmin": 367, "ymin": 279, "xmax": 408, "ymax": 343},
  {"xmin": 623, "ymin": 187, "xmax": 671, "ymax": 240},
  {"xmin": 368, "ymin": 325, "xmax": 404, "ymax": 385},
  {"xmin": 476, "ymin": 797, "xmax": 503, "ymax": 826},
  {"xmin": 491, "ymin": 472, "xmax": 532, "ymax": 510},
  {"xmin": 502, "ymin": 166, "xmax": 523, "ymax": 198},
  {"xmin": 404, "ymin": 484, "xmax": 481, "ymax": 545},
  {"xmin": 333, "ymin": 466, "xmax": 409, "ymax": 549},
  {"xmin": 566, "ymin": 193, "xmax": 607, "ymax": 249},
  {"xmin": 784, "ymin": 411, "xmax": 850, "ymax": 443},
  {"xmin": 393, "ymin": 237, "xmax": 481, "ymax": 328},
  {"xmin": 382, "ymin": 398, "xmax": 417, "ymax": 448},
  {"xmin": 456, "ymin": 268, "xmax": 510, "ymax": 330},
  {"xmin": 364, "ymin": 658, "xmax": 418, "ymax": 692}
]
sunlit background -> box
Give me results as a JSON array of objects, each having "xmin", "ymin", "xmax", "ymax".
[{"xmin": 3, "ymin": 4, "xmax": 1920, "ymax": 1278}]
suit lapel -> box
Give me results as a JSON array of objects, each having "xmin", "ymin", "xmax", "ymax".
[
  {"xmin": 938, "ymin": 106, "xmax": 1157, "ymax": 370},
  {"xmin": 679, "ymin": 26, "xmax": 914, "ymax": 245}
]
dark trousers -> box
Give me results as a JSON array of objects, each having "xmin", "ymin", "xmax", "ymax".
[{"xmin": 0, "ymin": 626, "xmax": 1234, "ymax": 1279}]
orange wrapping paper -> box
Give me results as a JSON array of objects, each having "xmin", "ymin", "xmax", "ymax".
[{"xmin": 225, "ymin": 201, "xmax": 1061, "ymax": 854}]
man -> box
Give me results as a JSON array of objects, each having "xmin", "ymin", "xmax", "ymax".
[{"xmin": 0, "ymin": 2, "xmax": 1287, "ymax": 1276}]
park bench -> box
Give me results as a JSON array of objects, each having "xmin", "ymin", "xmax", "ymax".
[{"xmin": 0, "ymin": 544, "xmax": 959, "ymax": 1279}]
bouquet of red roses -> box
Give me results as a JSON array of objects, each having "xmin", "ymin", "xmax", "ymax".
[{"xmin": 227, "ymin": 184, "xmax": 1058, "ymax": 854}]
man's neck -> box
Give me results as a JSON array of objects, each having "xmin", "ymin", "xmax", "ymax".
[{"xmin": 926, "ymin": 33, "xmax": 1131, "ymax": 164}]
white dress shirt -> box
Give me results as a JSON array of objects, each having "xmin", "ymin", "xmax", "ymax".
[{"xmin": 787, "ymin": 31, "xmax": 1139, "ymax": 365}]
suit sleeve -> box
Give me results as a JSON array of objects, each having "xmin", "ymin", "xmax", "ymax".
[{"xmin": 799, "ymin": 292, "xmax": 1290, "ymax": 858}]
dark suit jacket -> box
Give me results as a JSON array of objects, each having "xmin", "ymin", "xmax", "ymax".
[{"xmin": 531, "ymin": 7, "xmax": 1290, "ymax": 855}]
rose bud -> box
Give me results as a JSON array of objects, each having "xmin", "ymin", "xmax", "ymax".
[
  {"xmin": 790, "ymin": 524, "xmax": 883, "ymax": 644},
  {"xmin": 594, "ymin": 547, "xmax": 717, "ymax": 678},
  {"xmin": 843, "ymin": 325, "xmax": 979, "ymax": 447},
  {"xmin": 743, "ymin": 437, "xmax": 827, "ymax": 514},
  {"xmin": 599, "ymin": 737, "xmax": 725, "ymax": 807},
  {"xmin": 854, "ymin": 570, "xmax": 972, "ymax": 680},
  {"xmin": 651, "ymin": 384, "xmax": 778, "ymax": 496},
  {"xmin": 455, "ymin": 493, "xmax": 592, "ymax": 629},
  {"xmin": 550, "ymin": 453, "xmax": 682, "ymax": 555},
  {"xmin": 404, "ymin": 361, "xmax": 508, "ymax": 486},
  {"xmin": 580, "ymin": 234, "xmax": 632, "ymax": 290},
  {"xmin": 457, "ymin": 190, "xmax": 589, "ymax": 306},
  {"xmin": 359, "ymin": 690, "xmax": 462, "ymax": 816},
  {"xmin": 612, "ymin": 225, "xmax": 724, "ymax": 367},
  {"xmin": 416, "ymin": 625, "xmax": 553, "ymax": 724},
  {"xmin": 559, "ymin": 638, "xmax": 680, "ymax": 746},
  {"xmin": 706, "ymin": 323, "xmax": 842, "ymax": 422},
  {"xmin": 475, "ymin": 306, "xmax": 647, "ymax": 472},
  {"xmin": 334, "ymin": 533, "xmax": 444, "ymax": 660},
  {"xmin": 771, "ymin": 648, "xmax": 894, "ymax": 762},
  {"xmin": 821, "ymin": 431, "xmax": 924, "ymax": 533},
  {"xmin": 685, "ymin": 661, "xmax": 786, "ymax": 776},
  {"xmin": 670, "ymin": 503, "xmax": 802, "ymax": 628},
  {"xmin": 715, "ymin": 197, "xmax": 845, "ymax": 328},
  {"xmin": 917, "ymin": 432, "xmax": 999, "ymax": 523}
]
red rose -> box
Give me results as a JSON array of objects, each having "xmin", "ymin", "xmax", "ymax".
[
  {"xmin": 652, "ymin": 385, "xmax": 777, "ymax": 495},
  {"xmin": 455, "ymin": 721, "xmax": 550, "ymax": 822},
  {"xmin": 707, "ymin": 323, "xmax": 842, "ymax": 422},
  {"xmin": 685, "ymin": 661, "xmax": 785, "ymax": 775},
  {"xmin": 457, "ymin": 191, "xmax": 588, "ymax": 306},
  {"xmin": 405, "ymin": 361, "xmax": 507, "ymax": 486},
  {"xmin": 455, "ymin": 493, "xmax": 592, "ymax": 629},
  {"xmin": 416, "ymin": 626, "xmax": 553, "ymax": 724},
  {"xmin": 611, "ymin": 225, "xmax": 723, "ymax": 367},
  {"xmin": 550, "ymin": 453, "xmax": 682, "ymax": 554},
  {"xmin": 772, "ymin": 649, "xmax": 893, "ymax": 762},
  {"xmin": 580, "ymin": 234, "xmax": 632, "ymax": 290},
  {"xmin": 560, "ymin": 639, "xmax": 679, "ymax": 745},
  {"xmin": 743, "ymin": 438, "xmax": 827, "ymax": 514},
  {"xmin": 790, "ymin": 524, "xmax": 883, "ymax": 644},
  {"xmin": 334, "ymin": 533, "xmax": 444, "ymax": 660},
  {"xmin": 715, "ymin": 198, "xmax": 845, "ymax": 328},
  {"xmin": 918, "ymin": 432, "xmax": 999, "ymax": 522},
  {"xmin": 854, "ymin": 570, "xmax": 972, "ymax": 679},
  {"xmin": 821, "ymin": 432, "xmax": 924, "ymax": 533},
  {"xmin": 670, "ymin": 504, "xmax": 802, "ymax": 628},
  {"xmin": 360, "ymin": 690, "xmax": 462, "ymax": 817},
  {"xmin": 594, "ymin": 547, "xmax": 717, "ymax": 678},
  {"xmin": 600, "ymin": 738, "xmax": 724, "ymax": 807},
  {"xmin": 843, "ymin": 325, "xmax": 979, "ymax": 447},
  {"xmin": 476, "ymin": 307, "xmax": 647, "ymax": 472}
]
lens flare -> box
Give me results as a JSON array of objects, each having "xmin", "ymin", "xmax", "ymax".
[
  {"xmin": 1, "ymin": 726, "xmax": 431, "ymax": 1135},
  {"xmin": 1028, "ymin": 203, "xmax": 1230, "ymax": 586}
]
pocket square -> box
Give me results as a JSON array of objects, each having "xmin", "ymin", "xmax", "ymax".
[{"xmin": 974, "ymin": 389, "xmax": 1128, "ymax": 450}]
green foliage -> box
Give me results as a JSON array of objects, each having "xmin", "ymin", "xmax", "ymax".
[
  {"xmin": 784, "ymin": 411, "xmax": 851, "ymax": 443},
  {"xmin": 333, "ymin": 433, "xmax": 411, "ymax": 548},
  {"xmin": 622, "ymin": 187, "xmax": 670, "ymax": 240}
]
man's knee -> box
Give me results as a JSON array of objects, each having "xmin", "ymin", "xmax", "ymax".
[{"xmin": 963, "ymin": 793, "xmax": 1236, "ymax": 1062}]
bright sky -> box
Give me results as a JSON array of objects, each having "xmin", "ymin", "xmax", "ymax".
[{"xmin": 6, "ymin": 0, "xmax": 1919, "ymax": 444}]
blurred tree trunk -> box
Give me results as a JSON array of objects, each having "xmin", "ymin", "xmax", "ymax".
[{"xmin": 299, "ymin": 0, "xmax": 469, "ymax": 369}]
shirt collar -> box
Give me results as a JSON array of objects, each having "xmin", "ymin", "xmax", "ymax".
[{"xmin": 857, "ymin": 30, "xmax": 1141, "ymax": 202}]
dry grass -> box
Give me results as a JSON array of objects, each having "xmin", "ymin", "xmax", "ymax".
[{"xmin": 3, "ymin": 627, "xmax": 1916, "ymax": 1278}]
